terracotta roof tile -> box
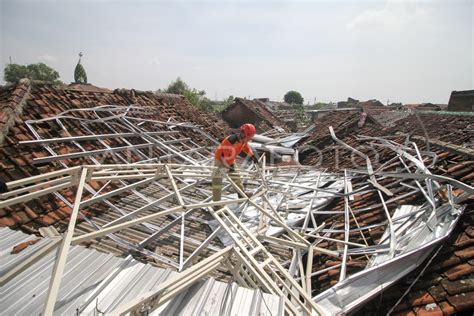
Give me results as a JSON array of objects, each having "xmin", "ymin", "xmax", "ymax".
[
  {"xmin": 438, "ymin": 301, "xmax": 456, "ymax": 314},
  {"xmin": 413, "ymin": 303, "xmax": 443, "ymax": 316},
  {"xmin": 36, "ymin": 214, "xmax": 57, "ymax": 226},
  {"xmin": 427, "ymin": 284, "xmax": 448, "ymax": 302},
  {"xmin": 440, "ymin": 278, "xmax": 474, "ymax": 296},
  {"xmin": 443, "ymin": 262, "xmax": 474, "ymax": 281},
  {"xmin": 446, "ymin": 291, "xmax": 474, "ymax": 312},
  {"xmin": 454, "ymin": 232, "xmax": 474, "ymax": 248},
  {"xmin": 10, "ymin": 238, "xmax": 41, "ymax": 254},
  {"xmin": 392, "ymin": 299, "xmax": 411, "ymax": 312},
  {"xmin": 304, "ymin": 110, "xmax": 474, "ymax": 315},
  {"xmin": 408, "ymin": 292, "xmax": 436, "ymax": 307},
  {"xmin": 24, "ymin": 206, "xmax": 39, "ymax": 219},
  {"xmin": 0, "ymin": 216, "xmax": 16, "ymax": 227},
  {"xmin": 412, "ymin": 274, "xmax": 443, "ymax": 292},
  {"xmin": 392, "ymin": 309, "xmax": 416, "ymax": 316},
  {"xmin": 454, "ymin": 246, "xmax": 474, "ymax": 260},
  {"xmin": 19, "ymin": 224, "xmax": 36, "ymax": 234},
  {"xmin": 432, "ymin": 253, "xmax": 463, "ymax": 270},
  {"xmin": 467, "ymin": 225, "xmax": 474, "ymax": 238},
  {"xmin": 12, "ymin": 210, "xmax": 30, "ymax": 224}
]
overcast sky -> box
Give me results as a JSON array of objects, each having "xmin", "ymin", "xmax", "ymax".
[{"xmin": 0, "ymin": 0, "xmax": 472, "ymax": 104}]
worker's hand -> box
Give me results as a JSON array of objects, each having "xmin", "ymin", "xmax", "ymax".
[
  {"xmin": 229, "ymin": 164, "xmax": 235, "ymax": 173},
  {"xmin": 251, "ymin": 155, "xmax": 259, "ymax": 165}
]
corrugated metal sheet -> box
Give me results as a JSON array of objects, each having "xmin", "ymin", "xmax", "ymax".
[
  {"xmin": 158, "ymin": 278, "xmax": 282, "ymax": 316},
  {"xmin": 0, "ymin": 228, "xmax": 49, "ymax": 277},
  {"xmin": 0, "ymin": 228, "xmax": 283, "ymax": 315},
  {"xmin": 1, "ymin": 228, "xmax": 125, "ymax": 315},
  {"xmin": 313, "ymin": 204, "xmax": 464, "ymax": 314}
]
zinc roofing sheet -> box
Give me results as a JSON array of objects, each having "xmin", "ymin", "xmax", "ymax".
[{"xmin": 0, "ymin": 228, "xmax": 283, "ymax": 315}]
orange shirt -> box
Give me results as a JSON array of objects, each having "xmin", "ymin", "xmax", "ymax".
[{"xmin": 215, "ymin": 134, "xmax": 254, "ymax": 166}]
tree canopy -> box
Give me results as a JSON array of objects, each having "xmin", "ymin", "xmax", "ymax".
[
  {"xmin": 284, "ymin": 90, "xmax": 304, "ymax": 105},
  {"xmin": 74, "ymin": 63, "xmax": 87, "ymax": 84},
  {"xmin": 4, "ymin": 63, "xmax": 63, "ymax": 85},
  {"xmin": 166, "ymin": 77, "xmax": 189, "ymax": 95},
  {"xmin": 162, "ymin": 77, "xmax": 212, "ymax": 112}
]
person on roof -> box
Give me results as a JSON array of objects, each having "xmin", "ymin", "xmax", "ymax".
[{"xmin": 212, "ymin": 123, "xmax": 259, "ymax": 204}]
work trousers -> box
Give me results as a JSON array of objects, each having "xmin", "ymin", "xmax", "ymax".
[{"xmin": 212, "ymin": 159, "xmax": 244, "ymax": 202}]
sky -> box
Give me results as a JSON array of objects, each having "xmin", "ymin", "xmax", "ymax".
[{"xmin": 0, "ymin": 0, "xmax": 472, "ymax": 104}]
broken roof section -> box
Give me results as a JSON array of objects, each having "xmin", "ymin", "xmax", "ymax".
[
  {"xmin": 257, "ymin": 98, "xmax": 292, "ymax": 112},
  {"xmin": 1, "ymin": 81, "xmax": 474, "ymax": 315},
  {"xmin": 448, "ymin": 89, "xmax": 474, "ymax": 112},
  {"xmin": 299, "ymin": 109, "xmax": 474, "ymax": 314},
  {"xmin": 1, "ymin": 126, "xmax": 472, "ymax": 314},
  {"xmin": 0, "ymin": 79, "xmax": 228, "ymax": 147},
  {"xmin": 0, "ymin": 227, "xmax": 282, "ymax": 315},
  {"xmin": 0, "ymin": 79, "xmax": 231, "ymax": 230},
  {"xmin": 221, "ymin": 97, "xmax": 290, "ymax": 132}
]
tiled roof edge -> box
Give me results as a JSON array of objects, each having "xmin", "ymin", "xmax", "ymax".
[
  {"xmin": 220, "ymin": 98, "xmax": 240, "ymax": 114},
  {"xmin": 0, "ymin": 78, "xmax": 31, "ymax": 146},
  {"xmin": 234, "ymin": 98, "xmax": 290, "ymax": 131},
  {"xmin": 417, "ymin": 110, "xmax": 474, "ymax": 116},
  {"xmin": 409, "ymin": 134, "xmax": 474, "ymax": 159}
]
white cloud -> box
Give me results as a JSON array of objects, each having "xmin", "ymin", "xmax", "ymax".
[
  {"xmin": 348, "ymin": 1, "xmax": 428, "ymax": 30},
  {"xmin": 151, "ymin": 57, "xmax": 161, "ymax": 66},
  {"xmin": 38, "ymin": 54, "xmax": 59, "ymax": 63}
]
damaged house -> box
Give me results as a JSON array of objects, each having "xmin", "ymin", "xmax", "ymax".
[
  {"xmin": 0, "ymin": 80, "xmax": 473, "ymax": 315},
  {"xmin": 221, "ymin": 97, "xmax": 291, "ymax": 132},
  {"xmin": 299, "ymin": 109, "xmax": 474, "ymax": 314},
  {"xmin": 448, "ymin": 90, "xmax": 474, "ymax": 112}
]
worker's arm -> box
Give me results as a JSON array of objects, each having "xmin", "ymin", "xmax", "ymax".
[{"xmin": 241, "ymin": 144, "xmax": 259, "ymax": 165}]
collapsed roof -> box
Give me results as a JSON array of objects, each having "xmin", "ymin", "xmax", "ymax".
[
  {"xmin": 1, "ymin": 227, "xmax": 283, "ymax": 315},
  {"xmin": 448, "ymin": 89, "xmax": 474, "ymax": 112},
  {"xmin": 0, "ymin": 81, "xmax": 473, "ymax": 315},
  {"xmin": 221, "ymin": 97, "xmax": 290, "ymax": 132},
  {"xmin": 299, "ymin": 109, "xmax": 474, "ymax": 314}
]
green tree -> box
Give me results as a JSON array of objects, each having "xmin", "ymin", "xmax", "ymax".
[
  {"xmin": 224, "ymin": 95, "xmax": 234, "ymax": 106},
  {"xmin": 4, "ymin": 63, "xmax": 62, "ymax": 84},
  {"xmin": 163, "ymin": 77, "xmax": 213, "ymax": 112},
  {"xmin": 74, "ymin": 52, "xmax": 88, "ymax": 84},
  {"xmin": 166, "ymin": 77, "xmax": 189, "ymax": 95},
  {"xmin": 293, "ymin": 103, "xmax": 310, "ymax": 127},
  {"xmin": 74, "ymin": 63, "xmax": 87, "ymax": 84},
  {"xmin": 284, "ymin": 90, "xmax": 304, "ymax": 105}
]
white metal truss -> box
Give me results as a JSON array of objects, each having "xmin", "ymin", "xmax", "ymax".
[{"xmin": 1, "ymin": 105, "xmax": 473, "ymax": 315}]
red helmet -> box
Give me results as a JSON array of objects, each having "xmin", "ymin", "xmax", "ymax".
[{"xmin": 241, "ymin": 123, "xmax": 256, "ymax": 138}]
